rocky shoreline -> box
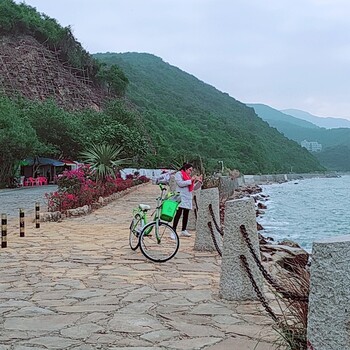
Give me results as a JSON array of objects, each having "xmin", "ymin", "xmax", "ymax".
[{"xmin": 221, "ymin": 183, "xmax": 310, "ymax": 281}]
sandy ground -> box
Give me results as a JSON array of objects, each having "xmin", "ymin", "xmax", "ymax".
[{"xmin": 0, "ymin": 183, "xmax": 280, "ymax": 349}]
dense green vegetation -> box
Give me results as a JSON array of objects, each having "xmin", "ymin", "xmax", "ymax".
[
  {"xmin": 0, "ymin": 95, "xmax": 148, "ymax": 186},
  {"xmin": 0, "ymin": 0, "xmax": 128, "ymax": 96},
  {"xmin": 94, "ymin": 52, "xmax": 324, "ymax": 174},
  {"xmin": 314, "ymin": 145, "xmax": 350, "ymax": 171},
  {"xmin": 250, "ymin": 104, "xmax": 350, "ymax": 170}
]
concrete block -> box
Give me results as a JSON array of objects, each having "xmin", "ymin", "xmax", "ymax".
[
  {"xmin": 307, "ymin": 235, "xmax": 350, "ymax": 350},
  {"xmin": 220, "ymin": 197, "xmax": 263, "ymax": 300}
]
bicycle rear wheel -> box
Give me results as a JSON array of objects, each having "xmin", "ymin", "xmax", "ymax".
[
  {"xmin": 129, "ymin": 214, "xmax": 143, "ymax": 250},
  {"xmin": 139, "ymin": 221, "xmax": 179, "ymax": 262}
]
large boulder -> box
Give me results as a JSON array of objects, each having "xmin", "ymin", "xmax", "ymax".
[{"xmin": 260, "ymin": 243, "xmax": 309, "ymax": 276}]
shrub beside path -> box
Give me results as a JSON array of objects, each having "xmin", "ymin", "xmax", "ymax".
[{"xmin": 0, "ymin": 183, "xmax": 278, "ymax": 349}]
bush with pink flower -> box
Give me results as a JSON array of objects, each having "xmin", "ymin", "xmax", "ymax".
[{"xmin": 46, "ymin": 166, "xmax": 149, "ymax": 212}]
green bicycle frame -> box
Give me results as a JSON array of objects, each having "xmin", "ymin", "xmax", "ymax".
[{"xmin": 132, "ymin": 184, "xmax": 169, "ymax": 242}]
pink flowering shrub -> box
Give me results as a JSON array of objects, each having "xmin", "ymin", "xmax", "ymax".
[
  {"xmin": 46, "ymin": 167, "xmax": 149, "ymax": 212},
  {"xmin": 46, "ymin": 191, "xmax": 80, "ymax": 212}
]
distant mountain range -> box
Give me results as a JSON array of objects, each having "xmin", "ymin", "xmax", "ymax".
[
  {"xmin": 282, "ymin": 109, "xmax": 350, "ymax": 129},
  {"xmin": 248, "ymin": 104, "xmax": 350, "ymax": 171}
]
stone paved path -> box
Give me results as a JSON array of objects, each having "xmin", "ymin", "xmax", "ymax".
[{"xmin": 0, "ymin": 184, "xmax": 278, "ymax": 349}]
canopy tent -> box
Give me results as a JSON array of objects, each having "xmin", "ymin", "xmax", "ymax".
[
  {"xmin": 23, "ymin": 157, "xmax": 65, "ymax": 167},
  {"xmin": 61, "ymin": 159, "xmax": 76, "ymax": 165},
  {"xmin": 20, "ymin": 157, "xmax": 66, "ymax": 183}
]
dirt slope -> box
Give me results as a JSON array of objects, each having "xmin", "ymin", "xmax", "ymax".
[{"xmin": 0, "ymin": 35, "xmax": 106, "ymax": 110}]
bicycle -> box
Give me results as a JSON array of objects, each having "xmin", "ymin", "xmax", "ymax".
[{"xmin": 129, "ymin": 184, "xmax": 180, "ymax": 262}]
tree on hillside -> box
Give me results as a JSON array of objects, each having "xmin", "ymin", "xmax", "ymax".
[
  {"xmin": 97, "ymin": 64, "xmax": 129, "ymax": 96},
  {"xmin": 20, "ymin": 99, "xmax": 83, "ymax": 158},
  {"xmin": 0, "ymin": 97, "xmax": 43, "ymax": 186}
]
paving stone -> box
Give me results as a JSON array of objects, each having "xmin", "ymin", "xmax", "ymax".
[
  {"xmin": 78, "ymin": 312, "xmax": 110, "ymax": 324},
  {"xmin": 109, "ymin": 347, "xmax": 165, "ymax": 350},
  {"xmin": 13, "ymin": 346, "xmax": 46, "ymax": 350},
  {"xmin": 0, "ymin": 292, "xmax": 32, "ymax": 300},
  {"xmin": 35, "ymin": 298, "xmax": 77, "ymax": 307},
  {"xmin": 23, "ymin": 336, "xmax": 79, "ymax": 349},
  {"xmin": 168, "ymin": 321, "xmax": 225, "ymax": 337},
  {"xmin": 4, "ymin": 314, "xmax": 81, "ymax": 331},
  {"xmin": 66, "ymin": 289, "xmax": 109, "ymax": 299},
  {"xmin": 219, "ymin": 323, "xmax": 278, "ymax": 342},
  {"xmin": 205, "ymin": 336, "xmax": 274, "ymax": 350},
  {"xmin": 117, "ymin": 302, "xmax": 155, "ymax": 314},
  {"xmin": 108, "ymin": 313, "xmax": 165, "ymax": 333},
  {"xmin": 70, "ymin": 346, "xmax": 95, "ymax": 350},
  {"xmin": 0, "ymin": 345, "xmax": 11, "ymax": 350},
  {"xmin": 162, "ymin": 313, "xmax": 212, "ymax": 326},
  {"xmin": 6, "ymin": 306, "xmax": 55, "ymax": 317},
  {"xmin": 78, "ymin": 295, "xmax": 122, "ymax": 305},
  {"xmin": 140, "ymin": 329, "xmax": 180, "ymax": 342},
  {"xmin": 155, "ymin": 305, "xmax": 193, "ymax": 314},
  {"xmin": 0, "ymin": 330, "xmax": 48, "ymax": 343},
  {"xmin": 160, "ymin": 336, "xmax": 221, "ymax": 349},
  {"xmin": 86, "ymin": 333, "xmax": 147, "ymax": 346},
  {"xmin": 0, "ymin": 300, "xmax": 34, "ymax": 308},
  {"xmin": 190, "ymin": 303, "xmax": 233, "ymax": 315},
  {"xmin": 61, "ymin": 323, "xmax": 104, "ymax": 339},
  {"xmin": 177, "ymin": 290, "xmax": 212, "ymax": 302},
  {"xmin": 158, "ymin": 296, "xmax": 194, "ymax": 306},
  {"xmin": 212, "ymin": 315, "xmax": 243, "ymax": 325},
  {"xmin": 55, "ymin": 304, "xmax": 120, "ymax": 313}
]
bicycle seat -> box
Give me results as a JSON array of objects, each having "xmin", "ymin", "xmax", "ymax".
[{"xmin": 139, "ymin": 204, "xmax": 151, "ymax": 211}]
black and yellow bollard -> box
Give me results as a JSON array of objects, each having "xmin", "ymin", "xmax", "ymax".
[
  {"xmin": 20, "ymin": 208, "xmax": 25, "ymax": 237},
  {"xmin": 35, "ymin": 202, "xmax": 40, "ymax": 229},
  {"xmin": 1, "ymin": 213, "xmax": 7, "ymax": 248}
]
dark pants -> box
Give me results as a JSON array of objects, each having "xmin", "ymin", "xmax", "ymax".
[{"xmin": 173, "ymin": 207, "xmax": 189, "ymax": 232}]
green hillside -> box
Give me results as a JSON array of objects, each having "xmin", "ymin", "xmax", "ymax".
[
  {"xmin": 94, "ymin": 52, "xmax": 323, "ymax": 174},
  {"xmin": 250, "ymin": 104, "xmax": 350, "ymax": 171}
]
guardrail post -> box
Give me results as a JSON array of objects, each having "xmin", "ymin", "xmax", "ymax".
[
  {"xmin": 307, "ymin": 235, "xmax": 350, "ymax": 350},
  {"xmin": 19, "ymin": 208, "xmax": 25, "ymax": 237},
  {"xmin": 219, "ymin": 197, "xmax": 263, "ymax": 300},
  {"xmin": 194, "ymin": 187, "xmax": 220, "ymax": 251},
  {"xmin": 1, "ymin": 213, "xmax": 7, "ymax": 248},
  {"xmin": 35, "ymin": 202, "xmax": 40, "ymax": 228}
]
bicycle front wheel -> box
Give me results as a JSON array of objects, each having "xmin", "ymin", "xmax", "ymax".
[
  {"xmin": 139, "ymin": 221, "xmax": 179, "ymax": 262},
  {"xmin": 129, "ymin": 214, "xmax": 143, "ymax": 250}
]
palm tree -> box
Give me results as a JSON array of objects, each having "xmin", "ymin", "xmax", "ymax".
[{"xmin": 80, "ymin": 144, "xmax": 130, "ymax": 181}]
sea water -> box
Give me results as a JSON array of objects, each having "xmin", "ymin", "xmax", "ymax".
[{"xmin": 258, "ymin": 175, "xmax": 350, "ymax": 252}]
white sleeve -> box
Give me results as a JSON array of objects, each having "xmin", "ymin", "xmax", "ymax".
[{"xmin": 175, "ymin": 172, "xmax": 192, "ymax": 188}]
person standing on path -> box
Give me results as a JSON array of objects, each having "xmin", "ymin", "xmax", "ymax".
[{"xmin": 172, "ymin": 163, "xmax": 202, "ymax": 237}]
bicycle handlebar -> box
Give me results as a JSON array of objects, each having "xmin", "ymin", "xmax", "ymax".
[{"xmin": 159, "ymin": 184, "xmax": 167, "ymax": 192}]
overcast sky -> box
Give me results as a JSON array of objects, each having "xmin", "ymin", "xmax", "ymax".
[{"xmin": 17, "ymin": 0, "xmax": 350, "ymax": 120}]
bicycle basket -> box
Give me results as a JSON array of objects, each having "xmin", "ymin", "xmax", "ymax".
[{"xmin": 160, "ymin": 199, "xmax": 179, "ymax": 222}]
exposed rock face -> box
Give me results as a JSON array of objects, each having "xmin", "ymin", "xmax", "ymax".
[
  {"xmin": 0, "ymin": 35, "xmax": 106, "ymax": 110},
  {"xmin": 260, "ymin": 243, "xmax": 309, "ymax": 273}
]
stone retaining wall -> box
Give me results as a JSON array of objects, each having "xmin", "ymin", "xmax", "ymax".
[{"xmin": 243, "ymin": 173, "xmax": 336, "ymax": 185}]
